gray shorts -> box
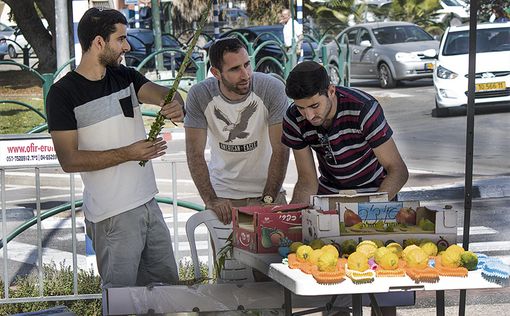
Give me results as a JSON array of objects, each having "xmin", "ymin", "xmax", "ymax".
[{"xmin": 85, "ymin": 198, "xmax": 178, "ymax": 288}]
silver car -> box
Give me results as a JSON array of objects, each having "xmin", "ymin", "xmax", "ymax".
[{"xmin": 337, "ymin": 22, "xmax": 439, "ymax": 88}]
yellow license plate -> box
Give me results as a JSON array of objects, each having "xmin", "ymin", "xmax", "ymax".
[
  {"xmin": 475, "ymin": 82, "xmax": 506, "ymax": 92},
  {"xmin": 425, "ymin": 63, "xmax": 434, "ymax": 70}
]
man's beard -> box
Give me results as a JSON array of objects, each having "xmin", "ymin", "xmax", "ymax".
[
  {"xmin": 99, "ymin": 46, "xmax": 122, "ymax": 67},
  {"xmin": 220, "ymin": 73, "xmax": 250, "ymax": 96}
]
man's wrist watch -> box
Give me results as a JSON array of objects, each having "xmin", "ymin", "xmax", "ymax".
[{"xmin": 263, "ymin": 195, "xmax": 274, "ymax": 204}]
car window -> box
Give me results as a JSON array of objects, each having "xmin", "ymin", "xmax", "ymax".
[
  {"xmin": 358, "ymin": 29, "xmax": 372, "ymax": 45},
  {"xmin": 346, "ymin": 29, "xmax": 358, "ymax": 45},
  {"xmin": 443, "ymin": 27, "xmax": 510, "ymax": 56},
  {"xmin": 373, "ymin": 25, "xmax": 434, "ymax": 44}
]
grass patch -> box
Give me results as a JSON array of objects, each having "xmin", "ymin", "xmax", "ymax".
[{"xmin": 0, "ymin": 259, "xmax": 211, "ymax": 315}]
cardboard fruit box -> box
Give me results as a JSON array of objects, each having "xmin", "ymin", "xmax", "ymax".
[
  {"xmin": 232, "ymin": 203, "xmax": 308, "ymax": 253},
  {"xmin": 302, "ymin": 202, "xmax": 458, "ymax": 249},
  {"xmin": 311, "ymin": 191, "xmax": 389, "ymax": 211}
]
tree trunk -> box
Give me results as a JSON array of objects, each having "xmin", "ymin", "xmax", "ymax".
[{"xmin": 4, "ymin": 0, "xmax": 56, "ymax": 73}]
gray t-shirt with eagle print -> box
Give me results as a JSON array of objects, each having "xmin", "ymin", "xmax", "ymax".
[{"xmin": 184, "ymin": 72, "xmax": 288, "ymax": 199}]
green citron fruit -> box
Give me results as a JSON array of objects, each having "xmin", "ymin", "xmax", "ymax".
[
  {"xmin": 309, "ymin": 239, "xmax": 325, "ymax": 250},
  {"xmin": 386, "ymin": 242, "xmax": 403, "ymax": 258},
  {"xmin": 460, "ymin": 251, "xmax": 478, "ymax": 271},
  {"xmin": 289, "ymin": 241, "xmax": 304, "ymax": 253},
  {"xmin": 341, "ymin": 239, "xmax": 358, "ymax": 256}
]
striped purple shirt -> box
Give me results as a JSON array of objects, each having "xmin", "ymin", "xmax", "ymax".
[{"xmin": 282, "ymin": 86, "xmax": 393, "ymax": 194}]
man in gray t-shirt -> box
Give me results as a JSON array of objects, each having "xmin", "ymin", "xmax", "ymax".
[{"xmin": 184, "ymin": 37, "xmax": 290, "ymax": 224}]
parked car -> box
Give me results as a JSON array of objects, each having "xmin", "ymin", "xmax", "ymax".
[
  {"xmin": 7, "ymin": 27, "xmax": 34, "ymax": 58},
  {"xmin": 124, "ymin": 28, "xmax": 202, "ymax": 72},
  {"xmin": 434, "ymin": 0, "xmax": 469, "ymax": 26},
  {"xmin": 336, "ymin": 21, "xmax": 439, "ymax": 88},
  {"xmin": 205, "ymin": 25, "xmax": 343, "ymax": 83},
  {"xmin": 433, "ymin": 23, "xmax": 510, "ymax": 115},
  {"xmin": 0, "ymin": 22, "xmax": 15, "ymax": 39},
  {"xmin": 0, "ymin": 37, "xmax": 8, "ymax": 60}
]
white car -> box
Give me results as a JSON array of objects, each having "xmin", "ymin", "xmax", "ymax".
[
  {"xmin": 433, "ymin": 23, "xmax": 510, "ymax": 115},
  {"xmin": 7, "ymin": 28, "xmax": 34, "ymax": 58},
  {"xmin": 434, "ymin": 0, "xmax": 469, "ymax": 26}
]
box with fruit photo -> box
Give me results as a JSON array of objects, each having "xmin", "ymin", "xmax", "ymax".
[
  {"xmin": 232, "ymin": 203, "xmax": 309, "ymax": 253},
  {"xmin": 302, "ymin": 202, "xmax": 457, "ymax": 250}
]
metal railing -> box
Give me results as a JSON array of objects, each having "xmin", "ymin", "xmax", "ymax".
[{"xmin": 0, "ymin": 157, "xmax": 204, "ymax": 305}]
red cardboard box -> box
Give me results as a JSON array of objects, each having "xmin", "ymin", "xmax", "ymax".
[{"xmin": 232, "ymin": 203, "xmax": 308, "ymax": 253}]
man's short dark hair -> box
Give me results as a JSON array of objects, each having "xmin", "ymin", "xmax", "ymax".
[
  {"xmin": 285, "ymin": 61, "xmax": 330, "ymax": 99},
  {"xmin": 209, "ymin": 37, "xmax": 247, "ymax": 71},
  {"xmin": 77, "ymin": 8, "xmax": 127, "ymax": 52}
]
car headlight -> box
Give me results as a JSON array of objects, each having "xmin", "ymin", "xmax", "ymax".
[
  {"xmin": 436, "ymin": 65, "xmax": 458, "ymax": 79},
  {"xmin": 395, "ymin": 52, "xmax": 421, "ymax": 62}
]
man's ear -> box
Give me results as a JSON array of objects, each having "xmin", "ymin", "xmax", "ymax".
[
  {"xmin": 92, "ymin": 35, "xmax": 106, "ymax": 50},
  {"xmin": 210, "ymin": 67, "xmax": 221, "ymax": 80},
  {"xmin": 328, "ymin": 84, "xmax": 336, "ymax": 97}
]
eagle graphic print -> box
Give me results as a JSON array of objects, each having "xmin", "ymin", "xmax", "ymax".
[{"xmin": 213, "ymin": 101, "xmax": 257, "ymax": 142}]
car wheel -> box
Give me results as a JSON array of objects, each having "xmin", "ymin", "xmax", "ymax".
[
  {"xmin": 378, "ymin": 63, "xmax": 396, "ymax": 89},
  {"xmin": 328, "ymin": 63, "xmax": 341, "ymax": 85},
  {"xmin": 8, "ymin": 45, "xmax": 17, "ymax": 58}
]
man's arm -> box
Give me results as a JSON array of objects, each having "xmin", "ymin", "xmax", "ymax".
[
  {"xmin": 185, "ymin": 127, "xmax": 233, "ymax": 224},
  {"xmin": 262, "ymin": 123, "xmax": 290, "ymax": 201},
  {"xmin": 290, "ymin": 146, "xmax": 318, "ymax": 204},
  {"xmin": 137, "ymin": 81, "xmax": 185, "ymax": 122},
  {"xmin": 50, "ymin": 130, "xmax": 166, "ymax": 173},
  {"xmin": 372, "ymin": 138, "xmax": 409, "ymax": 200}
]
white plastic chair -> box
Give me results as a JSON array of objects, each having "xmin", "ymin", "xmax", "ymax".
[{"xmin": 185, "ymin": 209, "xmax": 254, "ymax": 283}]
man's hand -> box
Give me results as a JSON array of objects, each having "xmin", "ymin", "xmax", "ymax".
[
  {"xmin": 125, "ymin": 137, "xmax": 167, "ymax": 161},
  {"xmin": 159, "ymin": 98, "xmax": 184, "ymax": 123},
  {"xmin": 206, "ymin": 198, "xmax": 233, "ymax": 225}
]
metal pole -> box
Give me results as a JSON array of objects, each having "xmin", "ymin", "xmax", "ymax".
[
  {"xmin": 36, "ymin": 168, "xmax": 43, "ymax": 296},
  {"xmin": 55, "ymin": 0, "xmax": 71, "ymax": 76},
  {"xmin": 1, "ymin": 169, "xmax": 8, "ymax": 299},
  {"xmin": 72, "ymin": 0, "xmax": 89, "ymax": 65},
  {"xmin": 151, "ymin": 0, "xmax": 164, "ymax": 70},
  {"xmin": 459, "ymin": 0, "xmax": 479, "ymax": 314},
  {"xmin": 172, "ymin": 162, "xmax": 179, "ymax": 259},
  {"xmin": 70, "ymin": 173, "xmax": 78, "ymax": 295},
  {"xmin": 213, "ymin": 0, "xmax": 220, "ymax": 39}
]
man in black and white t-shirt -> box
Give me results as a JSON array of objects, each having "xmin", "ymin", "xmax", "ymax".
[
  {"xmin": 185, "ymin": 37, "xmax": 290, "ymax": 224},
  {"xmin": 46, "ymin": 8, "xmax": 184, "ymax": 288}
]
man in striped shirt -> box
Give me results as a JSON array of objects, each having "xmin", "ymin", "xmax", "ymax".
[{"xmin": 282, "ymin": 61, "xmax": 409, "ymax": 204}]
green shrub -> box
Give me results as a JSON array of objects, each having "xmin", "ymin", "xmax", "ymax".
[{"xmin": 0, "ymin": 258, "xmax": 209, "ymax": 314}]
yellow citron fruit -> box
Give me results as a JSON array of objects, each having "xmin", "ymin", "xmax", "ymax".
[
  {"xmin": 441, "ymin": 249, "xmax": 461, "ymax": 268},
  {"xmin": 420, "ymin": 242, "xmax": 438, "ymax": 257},
  {"xmin": 309, "ymin": 239, "xmax": 325, "ymax": 250},
  {"xmin": 356, "ymin": 243, "xmax": 377, "ymax": 259},
  {"xmin": 347, "ymin": 251, "xmax": 369, "ymax": 272},
  {"xmin": 386, "ymin": 242, "xmax": 403, "ymax": 258},
  {"xmin": 289, "ymin": 241, "xmax": 304, "ymax": 253},
  {"xmin": 374, "ymin": 247, "xmax": 391, "ymax": 264},
  {"xmin": 446, "ymin": 244, "xmax": 465, "ymax": 255},
  {"xmin": 318, "ymin": 252, "xmax": 338, "ymax": 272},
  {"xmin": 379, "ymin": 253, "xmax": 399, "ymax": 270},
  {"xmin": 405, "ymin": 248, "xmax": 429, "ymax": 269},
  {"xmin": 308, "ymin": 249, "xmax": 324, "ymax": 265},
  {"xmin": 402, "ymin": 245, "xmax": 420, "ymax": 261},
  {"xmin": 296, "ymin": 245, "xmax": 313, "ymax": 262},
  {"xmin": 357, "ymin": 240, "xmax": 378, "ymax": 249},
  {"xmin": 321, "ymin": 244, "xmax": 339, "ymax": 259}
]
